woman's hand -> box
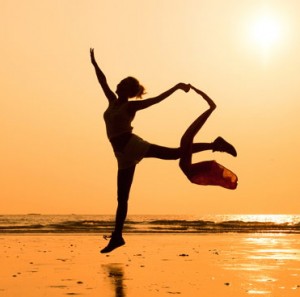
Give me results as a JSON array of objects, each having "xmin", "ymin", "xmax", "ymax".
[
  {"xmin": 177, "ymin": 83, "xmax": 190, "ymax": 93},
  {"xmin": 90, "ymin": 48, "xmax": 96, "ymax": 65}
]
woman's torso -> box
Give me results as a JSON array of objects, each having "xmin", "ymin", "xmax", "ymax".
[{"xmin": 103, "ymin": 101, "xmax": 135, "ymax": 151}]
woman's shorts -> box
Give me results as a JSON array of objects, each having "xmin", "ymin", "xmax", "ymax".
[{"xmin": 114, "ymin": 134, "xmax": 151, "ymax": 169}]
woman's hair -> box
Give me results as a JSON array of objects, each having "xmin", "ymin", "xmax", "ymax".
[{"xmin": 121, "ymin": 77, "xmax": 146, "ymax": 99}]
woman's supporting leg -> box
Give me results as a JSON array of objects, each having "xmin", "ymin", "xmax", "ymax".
[
  {"xmin": 114, "ymin": 165, "xmax": 136, "ymax": 236},
  {"xmin": 101, "ymin": 165, "xmax": 136, "ymax": 253}
]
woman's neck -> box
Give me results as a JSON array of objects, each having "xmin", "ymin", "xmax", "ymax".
[{"xmin": 117, "ymin": 96, "xmax": 128, "ymax": 103}]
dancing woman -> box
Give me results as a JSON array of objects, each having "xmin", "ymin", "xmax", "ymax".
[{"xmin": 90, "ymin": 48, "xmax": 237, "ymax": 253}]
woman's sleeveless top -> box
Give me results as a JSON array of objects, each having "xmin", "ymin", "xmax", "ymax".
[{"xmin": 103, "ymin": 101, "xmax": 134, "ymax": 140}]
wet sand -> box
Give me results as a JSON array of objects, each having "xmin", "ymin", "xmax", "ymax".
[{"xmin": 0, "ymin": 233, "xmax": 300, "ymax": 296}]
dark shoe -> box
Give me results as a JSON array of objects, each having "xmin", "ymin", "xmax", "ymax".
[
  {"xmin": 100, "ymin": 235, "xmax": 125, "ymax": 253},
  {"xmin": 213, "ymin": 137, "xmax": 237, "ymax": 157}
]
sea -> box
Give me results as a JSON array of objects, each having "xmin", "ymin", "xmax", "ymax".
[{"xmin": 0, "ymin": 214, "xmax": 300, "ymax": 234}]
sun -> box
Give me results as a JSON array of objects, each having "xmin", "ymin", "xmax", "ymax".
[
  {"xmin": 247, "ymin": 8, "xmax": 286, "ymax": 61},
  {"xmin": 252, "ymin": 14, "xmax": 282, "ymax": 51},
  {"xmin": 251, "ymin": 15, "xmax": 281, "ymax": 50}
]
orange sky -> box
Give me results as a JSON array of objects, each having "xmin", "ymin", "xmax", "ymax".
[{"xmin": 1, "ymin": 0, "xmax": 299, "ymax": 215}]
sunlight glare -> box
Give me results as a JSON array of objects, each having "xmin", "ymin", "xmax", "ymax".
[
  {"xmin": 252, "ymin": 15, "xmax": 281, "ymax": 46},
  {"xmin": 248, "ymin": 9, "xmax": 286, "ymax": 61}
]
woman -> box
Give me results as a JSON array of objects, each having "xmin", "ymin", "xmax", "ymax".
[{"xmin": 90, "ymin": 48, "xmax": 236, "ymax": 253}]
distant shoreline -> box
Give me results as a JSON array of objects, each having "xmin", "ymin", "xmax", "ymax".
[{"xmin": 0, "ymin": 214, "xmax": 299, "ymax": 234}]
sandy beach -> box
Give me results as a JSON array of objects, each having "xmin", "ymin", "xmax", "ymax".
[{"xmin": 1, "ymin": 233, "xmax": 300, "ymax": 297}]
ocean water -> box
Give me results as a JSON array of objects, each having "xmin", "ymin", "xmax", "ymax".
[{"xmin": 0, "ymin": 214, "xmax": 300, "ymax": 234}]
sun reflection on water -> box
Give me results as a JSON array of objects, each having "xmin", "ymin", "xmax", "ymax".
[
  {"xmin": 221, "ymin": 233, "xmax": 300, "ymax": 295},
  {"xmin": 250, "ymin": 248, "xmax": 300, "ymax": 261},
  {"xmin": 245, "ymin": 235, "xmax": 300, "ymax": 261},
  {"xmin": 247, "ymin": 289, "xmax": 272, "ymax": 295},
  {"xmin": 222, "ymin": 214, "xmax": 298, "ymax": 225}
]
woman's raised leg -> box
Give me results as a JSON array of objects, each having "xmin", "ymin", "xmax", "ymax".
[
  {"xmin": 145, "ymin": 142, "xmax": 214, "ymax": 160},
  {"xmin": 179, "ymin": 108, "xmax": 215, "ymax": 173}
]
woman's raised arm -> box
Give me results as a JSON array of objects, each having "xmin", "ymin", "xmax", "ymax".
[
  {"xmin": 129, "ymin": 83, "xmax": 190, "ymax": 112},
  {"xmin": 90, "ymin": 48, "xmax": 116, "ymax": 102}
]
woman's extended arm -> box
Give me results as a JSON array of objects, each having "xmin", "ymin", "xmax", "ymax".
[
  {"xmin": 190, "ymin": 85, "xmax": 216, "ymax": 110},
  {"xmin": 129, "ymin": 83, "xmax": 190, "ymax": 112},
  {"xmin": 90, "ymin": 48, "xmax": 116, "ymax": 102}
]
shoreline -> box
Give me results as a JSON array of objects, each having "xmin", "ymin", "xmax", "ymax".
[
  {"xmin": 1, "ymin": 233, "xmax": 300, "ymax": 296},
  {"xmin": 1, "ymin": 214, "xmax": 300, "ymax": 235}
]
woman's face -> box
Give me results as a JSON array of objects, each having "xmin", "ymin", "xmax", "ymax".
[
  {"xmin": 116, "ymin": 78, "xmax": 139, "ymax": 98},
  {"xmin": 116, "ymin": 81, "xmax": 127, "ymax": 97}
]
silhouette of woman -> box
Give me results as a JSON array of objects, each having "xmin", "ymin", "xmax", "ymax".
[{"xmin": 90, "ymin": 48, "xmax": 237, "ymax": 253}]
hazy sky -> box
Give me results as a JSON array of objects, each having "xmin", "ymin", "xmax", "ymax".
[{"xmin": 1, "ymin": 0, "xmax": 299, "ymax": 215}]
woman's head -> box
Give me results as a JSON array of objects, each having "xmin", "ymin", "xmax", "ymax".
[{"xmin": 116, "ymin": 77, "xmax": 145, "ymax": 99}]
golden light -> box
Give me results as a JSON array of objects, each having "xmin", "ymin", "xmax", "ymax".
[
  {"xmin": 252, "ymin": 16, "xmax": 281, "ymax": 48},
  {"xmin": 247, "ymin": 9, "xmax": 286, "ymax": 61}
]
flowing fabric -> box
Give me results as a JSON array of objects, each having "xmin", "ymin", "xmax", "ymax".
[{"xmin": 187, "ymin": 160, "xmax": 238, "ymax": 190}]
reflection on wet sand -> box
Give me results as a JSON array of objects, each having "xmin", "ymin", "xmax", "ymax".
[
  {"xmin": 222, "ymin": 234, "xmax": 300, "ymax": 295},
  {"xmin": 102, "ymin": 263, "xmax": 126, "ymax": 297}
]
